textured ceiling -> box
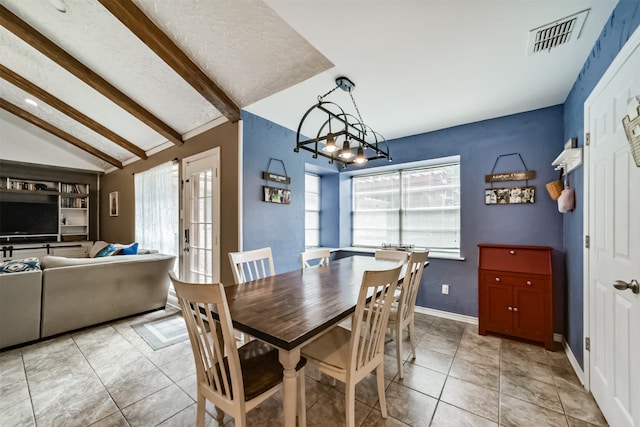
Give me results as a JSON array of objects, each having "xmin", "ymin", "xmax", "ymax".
[
  {"xmin": 132, "ymin": 0, "xmax": 333, "ymax": 108},
  {"xmin": 0, "ymin": 0, "xmax": 332, "ymax": 171},
  {"xmin": 0, "ymin": 0, "xmax": 624, "ymax": 172},
  {"xmin": 249, "ymin": 0, "xmax": 620, "ymax": 142}
]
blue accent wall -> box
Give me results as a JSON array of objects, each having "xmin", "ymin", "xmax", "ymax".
[
  {"xmin": 243, "ymin": 106, "xmax": 566, "ymax": 331},
  {"xmin": 341, "ymin": 106, "xmax": 565, "ymax": 326},
  {"xmin": 242, "ymin": 111, "xmax": 339, "ymax": 273},
  {"xmin": 562, "ymin": 1, "xmax": 640, "ymax": 368}
]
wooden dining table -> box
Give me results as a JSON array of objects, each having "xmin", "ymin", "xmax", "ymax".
[{"xmin": 222, "ymin": 255, "xmax": 405, "ymax": 427}]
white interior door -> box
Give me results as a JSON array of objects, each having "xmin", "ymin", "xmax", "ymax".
[
  {"xmin": 586, "ymin": 32, "xmax": 639, "ymax": 427},
  {"xmin": 182, "ymin": 148, "xmax": 220, "ymax": 283}
]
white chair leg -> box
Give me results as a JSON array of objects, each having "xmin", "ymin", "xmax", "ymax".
[
  {"xmin": 396, "ymin": 324, "xmax": 404, "ymax": 379},
  {"xmin": 408, "ymin": 320, "xmax": 417, "ymax": 359},
  {"xmin": 297, "ymin": 369, "xmax": 306, "ymax": 426},
  {"xmin": 345, "ymin": 382, "xmax": 356, "ymax": 427},
  {"xmin": 196, "ymin": 394, "xmax": 206, "ymax": 427},
  {"xmin": 376, "ymin": 364, "xmax": 387, "ymax": 418},
  {"xmin": 214, "ymin": 406, "xmax": 225, "ymax": 426},
  {"xmin": 308, "ymin": 364, "xmax": 322, "ymax": 381}
]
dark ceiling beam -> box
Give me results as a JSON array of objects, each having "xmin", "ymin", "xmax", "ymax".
[
  {"xmin": 0, "ymin": 98, "xmax": 123, "ymax": 169},
  {"xmin": 0, "ymin": 5, "xmax": 183, "ymax": 146},
  {"xmin": 99, "ymin": 0, "xmax": 241, "ymax": 123},
  {"xmin": 0, "ymin": 64, "xmax": 148, "ymax": 160}
]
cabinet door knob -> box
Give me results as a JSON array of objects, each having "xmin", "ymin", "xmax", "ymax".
[
  {"xmin": 526, "ymin": 280, "xmax": 532, "ymax": 286},
  {"xmin": 510, "ymin": 250, "xmax": 515, "ymax": 255},
  {"xmin": 507, "ymin": 306, "xmax": 513, "ymax": 311},
  {"xmin": 495, "ymin": 277, "xmax": 501, "ymax": 282},
  {"xmin": 513, "ymin": 307, "xmax": 519, "ymax": 312}
]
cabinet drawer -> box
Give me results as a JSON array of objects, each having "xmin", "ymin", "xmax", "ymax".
[
  {"xmin": 480, "ymin": 271, "xmax": 548, "ymax": 289},
  {"xmin": 479, "ymin": 247, "xmax": 550, "ymax": 274}
]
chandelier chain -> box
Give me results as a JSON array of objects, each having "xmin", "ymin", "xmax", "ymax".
[
  {"xmin": 349, "ymin": 91, "xmax": 366, "ymax": 132},
  {"xmin": 317, "ymin": 84, "xmax": 341, "ymax": 102}
]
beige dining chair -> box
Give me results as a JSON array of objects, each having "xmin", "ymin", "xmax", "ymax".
[
  {"xmin": 387, "ymin": 250, "xmax": 429, "ymax": 379},
  {"xmin": 301, "ymin": 264, "xmax": 402, "ymax": 427},
  {"xmin": 228, "ymin": 247, "xmax": 275, "ymax": 284},
  {"xmin": 300, "ymin": 248, "xmax": 330, "ymax": 269},
  {"xmin": 169, "ymin": 272, "xmax": 306, "ymax": 427},
  {"xmin": 374, "ymin": 249, "xmax": 410, "ymax": 262}
]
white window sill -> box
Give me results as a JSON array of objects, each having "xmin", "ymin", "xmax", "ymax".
[{"xmin": 337, "ymin": 247, "xmax": 465, "ymax": 261}]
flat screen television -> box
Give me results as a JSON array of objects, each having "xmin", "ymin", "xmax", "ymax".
[{"xmin": 0, "ymin": 200, "xmax": 59, "ymax": 238}]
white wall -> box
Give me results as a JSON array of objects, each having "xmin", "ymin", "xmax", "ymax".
[{"xmin": 0, "ymin": 113, "xmax": 104, "ymax": 172}]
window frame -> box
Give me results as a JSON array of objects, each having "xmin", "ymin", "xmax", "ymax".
[
  {"xmin": 351, "ymin": 160, "xmax": 461, "ymax": 257},
  {"xmin": 304, "ymin": 172, "xmax": 321, "ymax": 248}
]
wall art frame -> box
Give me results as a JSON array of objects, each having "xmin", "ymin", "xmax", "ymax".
[
  {"xmin": 263, "ymin": 186, "xmax": 291, "ymax": 204},
  {"xmin": 109, "ymin": 191, "xmax": 119, "ymax": 216},
  {"xmin": 485, "ymin": 186, "xmax": 536, "ymax": 205}
]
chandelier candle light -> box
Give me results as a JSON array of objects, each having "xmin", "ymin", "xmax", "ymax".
[{"xmin": 295, "ymin": 77, "xmax": 391, "ymax": 167}]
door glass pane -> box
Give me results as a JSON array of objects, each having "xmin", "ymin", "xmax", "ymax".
[{"xmin": 188, "ymin": 170, "xmax": 215, "ymax": 282}]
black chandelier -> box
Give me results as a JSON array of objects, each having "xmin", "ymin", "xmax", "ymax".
[{"xmin": 295, "ymin": 77, "xmax": 391, "ymax": 167}]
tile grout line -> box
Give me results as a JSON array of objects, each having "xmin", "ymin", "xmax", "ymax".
[{"xmin": 20, "ymin": 351, "xmax": 38, "ymax": 427}]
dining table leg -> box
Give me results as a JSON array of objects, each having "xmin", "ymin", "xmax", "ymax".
[{"xmin": 279, "ymin": 348, "xmax": 303, "ymax": 427}]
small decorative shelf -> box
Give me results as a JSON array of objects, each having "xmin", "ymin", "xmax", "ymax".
[{"xmin": 552, "ymin": 148, "xmax": 582, "ymax": 174}]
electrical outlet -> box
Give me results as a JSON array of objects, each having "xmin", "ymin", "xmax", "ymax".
[{"xmin": 442, "ymin": 284, "xmax": 449, "ymax": 295}]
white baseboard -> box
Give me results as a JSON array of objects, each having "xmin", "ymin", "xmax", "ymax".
[
  {"xmin": 561, "ymin": 335, "xmax": 585, "ymax": 386},
  {"xmin": 414, "ymin": 306, "xmax": 478, "ymax": 325},
  {"xmin": 554, "ymin": 333, "xmax": 562, "ymax": 342}
]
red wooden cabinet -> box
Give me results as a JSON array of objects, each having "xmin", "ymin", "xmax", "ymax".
[{"xmin": 478, "ymin": 244, "xmax": 554, "ymax": 350}]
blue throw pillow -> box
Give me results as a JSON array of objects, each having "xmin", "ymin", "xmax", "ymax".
[
  {"xmin": 118, "ymin": 242, "xmax": 138, "ymax": 255},
  {"xmin": 95, "ymin": 244, "xmax": 116, "ymax": 257},
  {"xmin": 0, "ymin": 258, "xmax": 41, "ymax": 274}
]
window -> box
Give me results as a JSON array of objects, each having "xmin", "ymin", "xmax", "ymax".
[
  {"xmin": 352, "ymin": 162, "xmax": 460, "ymax": 255},
  {"xmin": 305, "ymin": 173, "xmax": 320, "ymax": 248},
  {"xmin": 134, "ymin": 161, "xmax": 179, "ymax": 270}
]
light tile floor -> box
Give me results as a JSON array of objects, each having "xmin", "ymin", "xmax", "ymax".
[{"xmin": 0, "ymin": 308, "xmax": 608, "ymax": 426}]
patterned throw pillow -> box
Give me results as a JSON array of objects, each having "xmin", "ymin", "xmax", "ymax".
[
  {"xmin": 0, "ymin": 258, "xmax": 41, "ymax": 274},
  {"xmin": 95, "ymin": 244, "xmax": 116, "ymax": 258}
]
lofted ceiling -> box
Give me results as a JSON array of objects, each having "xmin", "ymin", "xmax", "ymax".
[{"xmin": 0, "ymin": 0, "xmax": 620, "ymax": 172}]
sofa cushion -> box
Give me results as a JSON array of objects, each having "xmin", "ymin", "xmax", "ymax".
[
  {"xmin": 89, "ymin": 241, "xmax": 110, "ymax": 258},
  {"xmin": 42, "ymin": 255, "xmax": 129, "ymax": 269},
  {"xmin": 0, "ymin": 258, "xmax": 41, "ymax": 274}
]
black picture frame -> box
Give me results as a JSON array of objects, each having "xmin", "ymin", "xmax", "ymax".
[{"xmin": 263, "ymin": 186, "xmax": 291, "ymax": 204}]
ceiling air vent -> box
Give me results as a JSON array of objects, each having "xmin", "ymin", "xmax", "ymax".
[{"xmin": 529, "ymin": 9, "xmax": 589, "ymax": 55}]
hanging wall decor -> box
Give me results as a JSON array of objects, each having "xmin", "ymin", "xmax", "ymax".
[
  {"xmin": 262, "ymin": 158, "xmax": 291, "ymax": 204},
  {"xmin": 485, "ymin": 153, "xmax": 536, "ymax": 205},
  {"xmin": 622, "ymin": 104, "xmax": 640, "ymax": 167}
]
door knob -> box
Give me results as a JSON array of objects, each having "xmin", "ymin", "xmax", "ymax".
[{"xmin": 613, "ymin": 279, "xmax": 639, "ymax": 294}]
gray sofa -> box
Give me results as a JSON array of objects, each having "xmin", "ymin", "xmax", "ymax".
[
  {"xmin": 0, "ymin": 270, "xmax": 42, "ymax": 349},
  {"xmin": 0, "ymin": 253, "xmax": 176, "ymax": 348}
]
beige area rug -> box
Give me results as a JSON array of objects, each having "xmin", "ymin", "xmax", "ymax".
[{"xmin": 131, "ymin": 313, "xmax": 189, "ymax": 350}]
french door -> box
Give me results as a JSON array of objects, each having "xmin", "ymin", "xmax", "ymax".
[
  {"xmin": 585, "ymin": 29, "xmax": 639, "ymax": 427},
  {"xmin": 182, "ymin": 148, "xmax": 220, "ymax": 283}
]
